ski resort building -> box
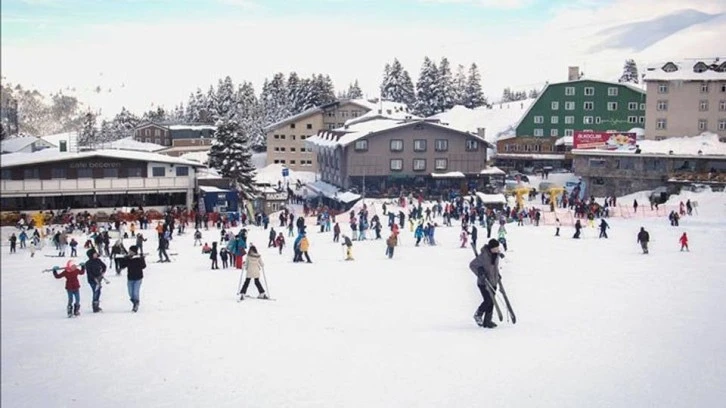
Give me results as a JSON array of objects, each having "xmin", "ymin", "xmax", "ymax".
[
  {"xmin": 133, "ymin": 122, "xmax": 217, "ymax": 157},
  {"xmin": 0, "ymin": 149, "xmax": 205, "ymax": 211},
  {"xmin": 642, "ymin": 58, "xmax": 726, "ymax": 140}
]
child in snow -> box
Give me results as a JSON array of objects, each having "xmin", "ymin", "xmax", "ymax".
[
  {"xmin": 342, "ymin": 235, "xmax": 354, "ymax": 260},
  {"xmin": 117, "ymin": 245, "xmax": 146, "ymax": 312},
  {"xmin": 460, "ymin": 228, "xmax": 468, "ymax": 248},
  {"xmin": 497, "ymin": 224, "xmax": 508, "ymax": 251},
  {"xmin": 220, "ymin": 248, "xmax": 229, "ymax": 268},
  {"xmin": 210, "ymin": 242, "xmax": 219, "ymax": 269},
  {"xmin": 385, "ymin": 232, "xmax": 398, "ymax": 259},
  {"xmin": 679, "ymin": 232, "xmax": 689, "ymax": 252},
  {"xmin": 52, "ymin": 260, "xmax": 85, "ymax": 317},
  {"xmin": 275, "ymin": 232, "xmax": 285, "ymax": 255},
  {"xmin": 202, "ymin": 242, "xmax": 212, "ymax": 254}
]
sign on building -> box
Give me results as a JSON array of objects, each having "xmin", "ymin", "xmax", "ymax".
[{"xmin": 574, "ymin": 131, "xmax": 636, "ymax": 151}]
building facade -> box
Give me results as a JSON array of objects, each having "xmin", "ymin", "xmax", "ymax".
[
  {"xmin": 0, "ymin": 150, "xmax": 203, "ymax": 211},
  {"xmin": 494, "ymin": 135, "xmax": 572, "ymax": 171},
  {"xmin": 306, "ymin": 118, "xmax": 497, "ymax": 197},
  {"xmin": 134, "ymin": 123, "xmax": 172, "ymax": 146},
  {"xmin": 516, "ymin": 77, "xmax": 646, "ymax": 139},
  {"xmin": 643, "ymin": 58, "xmax": 726, "ymax": 140}
]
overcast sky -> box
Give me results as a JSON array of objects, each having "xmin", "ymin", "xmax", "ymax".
[{"xmin": 2, "ymin": 0, "xmax": 725, "ymax": 117}]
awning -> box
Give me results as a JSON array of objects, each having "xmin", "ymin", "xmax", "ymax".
[
  {"xmin": 431, "ymin": 171, "xmax": 465, "ymax": 179},
  {"xmin": 479, "ymin": 166, "xmax": 506, "ymax": 175}
]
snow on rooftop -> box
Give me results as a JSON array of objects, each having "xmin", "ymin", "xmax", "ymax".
[
  {"xmin": 0, "ymin": 136, "xmax": 54, "ymax": 153},
  {"xmin": 253, "ymin": 163, "xmax": 317, "ymax": 186},
  {"xmin": 96, "ymin": 137, "xmax": 166, "ymax": 152},
  {"xmin": 0, "ymin": 148, "xmax": 205, "ymax": 168},
  {"xmin": 643, "ymin": 58, "xmax": 726, "ymax": 81},
  {"xmin": 431, "ymin": 171, "xmax": 465, "ymax": 178},
  {"xmin": 573, "ymin": 133, "xmax": 726, "ymax": 156},
  {"xmin": 479, "ymin": 166, "xmax": 506, "ymax": 175},
  {"xmin": 168, "ymin": 125, "xmax": 216, "ymax": 131},
  {"xmin": 41, "ymin": 131, "xmax": 77, "ymax": 147}
]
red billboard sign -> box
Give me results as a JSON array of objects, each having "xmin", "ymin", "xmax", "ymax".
[{"xmin": 573, "ymin": 131, "xmax": 637, "ymax": 150}]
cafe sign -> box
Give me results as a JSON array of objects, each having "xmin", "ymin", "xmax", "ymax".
[{"xmin": 69, "ymin": 161, "xmax": 122, "ymax": 168}]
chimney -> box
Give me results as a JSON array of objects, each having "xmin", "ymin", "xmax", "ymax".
[
  {"xmin": 568, "ymin": 66, "xmax": 580, "ymax": 81},
  {"xmin": 477, "ymin": 127, "xmax": 486, "ymax": 139}
]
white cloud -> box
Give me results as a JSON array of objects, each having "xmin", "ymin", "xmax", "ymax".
[{"xmin": 418, "ymin": 0, "xmax": 533, "ymax": 9}]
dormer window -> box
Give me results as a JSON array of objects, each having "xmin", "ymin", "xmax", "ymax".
[
  {"xmin": 693, "ymin": 62, "xmax": 708, "ymax": 73},
  {"xmin": 662, "ymin": 62, "xmax": 678, "ymax": 72},
  {"xmin": 717, "ymin": 62, "xmax": 726, "ymax": 73}
]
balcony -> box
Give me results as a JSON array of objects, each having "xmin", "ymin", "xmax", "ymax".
[{"xmin": 1, "ymin": 177, "xmax": 193, "ymax": 196}]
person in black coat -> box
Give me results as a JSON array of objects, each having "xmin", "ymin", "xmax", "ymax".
[
  {"xmin": 118, "ymin": 245, "xmax": 146, "ymax": 312},
  {"xmin": 470, "ymin": 225, "xmax": 478, "ymax": 248},
  {"xmin": 469, "ymin": 239, "xmax": 503, "ymax": 328},
  {"xmin": 637, "ymin": 227, "xmax": 650, "ymax": 254},
  {"xmin": 573, "ymin": 220, "xmax": 582, "ymax": 239},
  {"xmin": 210, "ymin": 242, "xmax": 219, "ymax": 270},
  {"xmin": 84, "ymin": 248, "xmax": 107, "ymax": 313}
]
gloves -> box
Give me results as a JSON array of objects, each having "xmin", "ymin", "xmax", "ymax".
[
  {"xmin": 79, "ymin": 262, "xmax": 86, "ymax": 268},
  {"xmin": 499, "ymin": 253, "xmax": 505, "ymax": 259},
  {"xmin": 52, "ymin": 266, "xmax": 60, "ymax": 272}
]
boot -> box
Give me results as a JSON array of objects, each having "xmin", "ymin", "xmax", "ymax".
[
  {"xmin": 92, "ymin": 301, "xmax": 102, "ymax": 313},
  {"xmin": 73, "ymin": 303, "xmax": 80, "ymax": 316},
  {"xmin": 482, "ymin": 311, "xmax": 497, "ymax": 328},
  {"xmin": 258, "ymin": 293, "xmax": 269, "ymax": 299},
  {"xmin": 132, "ymin": 300, "xmax": 139, "ymax": 313},
  {"xmin": 67, "ymin": 304, "xmax": 73, "ymax": 318},
  {"xmin": 473, "ymin": 313, "xmax": 483, "ymax": 326}
]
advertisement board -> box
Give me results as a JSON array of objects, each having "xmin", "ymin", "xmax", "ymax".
[{"xmin": 573, "ymin": 131, "xmax": 637, "ymax": 150}]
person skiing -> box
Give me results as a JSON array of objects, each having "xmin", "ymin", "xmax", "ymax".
[
  {"xmin": 573, "ymin": 219, "xmax": 582, "ymax": 239},
  {"xmin": 599, "ymin": 219, "xmax": 609, "ymax": 239},
  {"xmin": 555, "ymin": 218, "xmax": 561, "ymax": 237},
  {"xmin": 637, "ymin": 227, "xmax": 650, "ymax": 254},
  {"xmin": 85, "ymin": 248, "xmax": 107, "ymax": 313},
  {"xmin": 275, "ymin": 232, "xmax": 285, "ymax": 255},
  {"xmin": 469, "ymin": 239, "xmax": 502, "ymax": 329},
  {"xmin": 210, "ymin": 242, "xmax": 219, "ymax": 270},
  {"xmin": 52, "ymin": 260, "xmax": 85, "ymax": 317},
  {"xmin": 414, "ymin": 223, "xmax": 424, "ymax": 247},
  {"xmin": 117, "ymin": 245, "xmax": 146, "ymax": 312},
  {"xmin": 679, "ymin": 232, "xmax": 689, "ymax": 252},
  {"xmin": 239, "ymin": 245, "xmax": 268, "ymax": 300},
  {"xmin": 342, "ymin": 235, "xmax": 354, "ymax": 261},
  {"xmin": 385, "ymin": 232, "xmax": 398, "ymax": 259}
]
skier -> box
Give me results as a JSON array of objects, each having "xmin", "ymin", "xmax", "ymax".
[
  {"xmin": 599, "ymin": 219, "xmax": 609, "ymax": 239},
  {"xmin": 414, "ymin": 223, "xmax": 424, "ymax": 247},
  {"xmin": 210, "ymin": 242, "xmax": 219, "ymax": 270},
  {"xmin": 85, "ymin": 248, "xmax": 107, "ymax": 313},
  {"xmin": 239, "ymin": 245, "xmax": 269, "ymax": 300},
  {"xmin": 573, "ymin": 220, "xmax": 582, "ymax": 239},
  {"xmin": 52, "ymin": 260, "xmax": 85, "ymax": 317},
  {"xmin": 469, "ymin": 239, "xmax": 502, "ymax": 329},
  {"xmin": 637, "ymin": 227, "xmax": 650, "ymax": 254},
  {"xmin": 497, "ymin": 223, "xmax": 508, "ymax": 251},
  {"xmin": 679, "ymin": 232, "xmax": 689, "ymax": 252},
  {"xmin": 385, "ymin": 232, "xmax": 398, "ymax": 259},
  {"xmin": 555, "ymin": 218, "xmax": 561, "ymax": 237},
  {"xmin": 117, "ymin": 245, "xmax": 146, "ymax": 312},
  {"xmin": 342, "ymin": 235, "xmax": 354, "ymax": 260},
  {"xmin": 333, "ymin": 222, "xmax": 341, "ymax": 243}
]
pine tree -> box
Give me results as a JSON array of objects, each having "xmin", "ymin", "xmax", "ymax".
[
  {"xmin": 108, "ymin": 107, "xmax": 140, "ymax": 141},
  {"xmin": 77, "ymin": 112, "xmax": 98, "ymax": 147},
  {"xmin": 287, "ymin": 72, "xmax": 303, "ymax": 114},
  {"xmin": 501, "ymin": 87, "xmax": 513, "ymax": 103},
  {"xmin": 216, "ymin": 76, "xmax": 236, "ymax": 120},
  {"xmin": 619, "ymin": 59, "xmax": 640, "ymax": 84},
  {"xmin": 436, "ymin": 57, "xmax": 455, "ymax": 112},
  {"xmin": 452, "ymin": 64, "xmax": 467, "ymax": 106},
  {"xmin": 528, "ymin": 88, "xmax": 540, "ymax": 99},
  {"xmin": 235, "ymin": 81, "xmax": 265, "ymax": 149},
  {"xmin": 208, "ymin": 119, "xmax": 257, "ymax": 200},
  {"xmin": 205, "ymin": 85, "xmax": 218, "ymax": 124},
  {"xmin": 464, "ymin": 63, "xmax": 486, "ymax": 108},
  {"xmin": 380, "ymin": 58, "xmax": 416, "ymax": 108},
  {"xmin": 347, "ymin": 80, "xmax": 363, "ymax": 99},
  {"xmin": 414, "ymin": 57, "xmax": 439, "ymax": 117},
  {"xmin": 260, "ymin": 73, "xmax": 291, "ymax": 128},
  {"xmin": 314, "ymin": 74, "xmax": 336, "ymax": 105}
]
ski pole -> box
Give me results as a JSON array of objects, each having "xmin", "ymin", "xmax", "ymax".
[
  {"xmin": 236, "ymin": 267, "xmax": 246, "ymax": 299},
  {"xmin": 260, "ymin": 267, "xmax": 271, "ymax": 298}
]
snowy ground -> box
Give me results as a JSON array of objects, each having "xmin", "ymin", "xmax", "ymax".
[{"xmin": 2, "ymin": 191, "xmax": 726, "ymax": 407}]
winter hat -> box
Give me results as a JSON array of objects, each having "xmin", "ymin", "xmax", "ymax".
[
  {"xmin": 87, "ymin": 248, "xmax": 97, "ymax": 258},
  {"xmin": 129, "ymin": 245, "xmax": 138, "ymax": 254},
  {"xmin": 487, "ymin": 239, "xmax": 500, "ymax": 249}
]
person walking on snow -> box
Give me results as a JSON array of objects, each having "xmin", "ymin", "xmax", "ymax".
[
  {"xmin": 342, "ymin": 235, "xmax": 354, "ymax": 260},
  {"xmin": 9, "ymin": 233, "xmax": 17, "ymax": 253},
  {"xmin": 679, "ymin": 232, "xmax": 689, "ymax": 252},
  {"xmin": 275, "ymin": 232, "xmax": 285, "ymax": 255},
  {"xmin": 52, "ymin": 260, "xmax": 85, "ymax": 317},
  {"xmin": 573, "ymin": 220, "xmax": 582, "ymax": 239},
  {"xmin": 555, "ymin": 218, "xmax": 561, "ymax": 237},
  {"xmin": 333, "ymin": 222, "xmax": 341, "ymax": 243},
  {"xmin": 194, "ymin": 229, "xmax": 203, "ymax": 246},
  {"xmin": 637, "ymin": 227, "xmax": 650, "ymax": 254},
  {"xmin": 85, "ymin": 248, "xmax": 107, "ymax": 313},
  {"xmin": 497, "ymin": 223, "xmax": 508, "ymax": 251},
  {"xmin": 470, "ymin": 239, "xmax": 503, "ymax": 329},
  {"xmin": 385, "ymin": 232, "xmax": 398, "ymax": 259},
  {"xmin": 599, "ymin": 219, "xmax": 609, "ymax": 239},
  {"xmin": 239, "ymin": 245, "xmax": 269, "ymax": 300},
  {"xmin": 470, "ymin": 225, "xmax": 478, "ymax": 249},
  {"xmin": 460, "ymin": 228, "xmax": 469, "ymax": 248},
  {"xmin": 210, "ymin": 242, "xmax": 219, "ymax": 269},
  {"xmin": 117, "ymin": 245, "xmax": 146, "ymax": 312}
]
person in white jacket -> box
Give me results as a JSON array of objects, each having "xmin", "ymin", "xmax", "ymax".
[{"xmin": 239, "ymin": 246, "xmax": 268, "ymax": 300}]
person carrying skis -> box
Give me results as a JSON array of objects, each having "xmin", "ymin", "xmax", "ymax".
[
  {"xmin": 52, "ymin": 260, "xmax": 85, "ymax": 317},
  {"xmin": 85, "ymin": 248, "xmax": 107, "ymax": 313},
  {"xmin": 470, "ymin": 239, "xmax": 502, "ymax": 329},
  {"xmin": 342, "ymin": 235, "xmax": 354, "ymax": 261},
  {"xmin": 599, "ymin": 219, "xmax": 610, "ymax": 239},
  {"xmin": 637, "ymin": 227, "xmax": 650, "ymax": 254},
  {"xmin": 239, "ymin": 245, "xmax": 269, "ymax": 300},
  {"xmin": 679, "ymin": 232, "xmax": 689, "ymax": 252},
  {"xmin": 275, "ymin": 232, "xmax": 285, "ymax": 255},
  {"xmin": 117, "ymin": 245, "xmax": 146, "ymax": 312}
]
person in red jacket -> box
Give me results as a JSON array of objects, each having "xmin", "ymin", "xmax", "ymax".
[
  {"xmin": 679, "ymin": 232, "xmax": 689, "ymax": 252},
  {"xmin": 52, "ymin": 260, "xmax": 86, "ymax": 318}
]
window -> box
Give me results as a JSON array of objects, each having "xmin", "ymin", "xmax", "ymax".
[
  {"xmin": 24, "ymin": 168, "xmax": 39, "ymax": 179},
  {"xmin": 657, "ymin": 100, "xmax": 668, "ymax": 111},
  {"xmin": 615, "ymin": 158, "xmax": 634, "ymax": 170},
  {"xmin": 595, "ymin": 117, "xmax": 602, "ymax": 124},
  {"xmin": 722, "ymin": 84, "xmax": 726, "ymax": 92},
  {"xmin": 145, "ymin": 138, "xmax": 151, "ymax": 143},
  {"xmin": 564, "ymin": 101, "xmax": 575, "ymax": 110},
  {"xmin": 337, "ymin": 123, "xmax": 344, "ymax": 127},
  {"xmin": 145, "ymin": 129, "xmax": 150, "ymax": 136},
  {"xmin": 699, "ymin": 100, "xmax": 709, "ymax": 111},
  {"xmin": 628, "ymin": 116, "xmax": 637, "ymax": 124},
  {"xmin": 326, "ymin": 111, "xmax": 335, "ymax": 117},
  {"xmin": 628, "ymin": 102, "xmax": 638, "ymax": 110},
  {"xmin": 565, "ymin": 87, "xmax": 575, "ymax": 96},
  {"xmin": 640, "ymin": 103, "xmax": 646, "ymax": 110},
  {"xmin": 607, "ymin": 102, "xmax": 618, "ymax": 111},
  {"xmin": 300, "ymin": 147, "xmax": 307, "ymax": 152},
  {"xmin": 639, "ymin": 116, "xmax": 645, "ymax": 123},
  {"xmin": 155, "ymin": 129, "xmax": 161, "ymax": 136},
  {"xmin": 305, "ymin": 160, "xmax": 313, "ymax": 166},
  {"xmin": 291, "ymin": 135, "xmax": 296, "ymax": 141},
  {"xmin": 301, "ymin": 135, "xmax": 307, "ymax": 140},
  {"xmin": 279, "ymin": 147, "xmax": 286, "ymax": 152},
  {"xmin": 608, "ymin": 87, "xmax": 618, "ymax": 96},
  {"xmin": 127, "ymin": 168, "xmax": 142, "ymax": 178},
  {"xmin": 152, "ymin": 167, "xmax": 166, "ymax": 177},
  {"xmin": 175, "ymin": 166, "xmax": 189, "ymax": 176},
  {"xmin": 280, "ymin": 160, "xmax": 286, "ymax": 164},
  {"xmin": 273, "ymin": 159, "xmax": 280, "ymax": 164},
  {"xmin": 698, "ymin": 119, "xmax": 708, "ymax": 131},
  {"xmin": 701, "ymin": 83, "xmax": 709, "ymax": 93},
  {"xmin": 564, "ymin": 116, "xmax": 574, "ymax": 124},
  {"xmin": 352, "ymin": 110, "xmax": 361, "ymax": 117},
  {"xmin": 584, "ymin": 102, "xmax": 594, "ymax": 110},
  {"xmin": 340, "ymin": 110, "xmax": 349, "ymax": 118},
  {"xmin": 551, "ymin": 101, "xmax": 559, "ymax": 110},
  {"xmin": 589, "ymin": 159, "xmax": 607, "ymax": 168},
  {"xmin": 564, "ymin": 129, "xmax": 574, "ymax": 137},
  {"xmin": 290, "ymin": 160, "xmax": 296, "ymax": 165},
  {"xmin": 280, "ymin": 135, "xmax": 286, "ymax": 139},
  {"xmin": 465, "ymin": 140, "xmax": 479, "ymax": 151},
  {"xmin": 354, "ymin": 140, "xmax": 368, "ymax": 151},
  {"xmin": 719, "ymin": 120, "xmax": 726, "ymax": 131},
  {"xmin": 435, "ymin": 139, "xmax": 448, "ymax": 152},
  {"xmin": 1, "ymin": 169, "xmax": 11, "ymax": 180},
  {"xmin": 290, "ymin": 123, "xmax": 296, "ymax": 129},
  {"xmin": 155, "ymin": 138, "xmax": 161, "ymax": 145},
  {"xmin": 550, "ymin": 116, "xmax": 559, "ymax": 124},
  {"xmin": 77, "ymin": 168, "xmax": 93, "ymax": 178},
  {"xmin": 534, "ymin": 116, "xmax": 544, "ymax": 124},
  {"xmin": 290, "ymin": 147, "xmax": 296, "ymax": 152},
  {"xmin": 103, "ymin": 168, "xmax": 118, "ymax": 178},
  {"xmin": 435, "ymin": 158, "xmax": 448, "ymax": 170},
  {"xmin": 51, "ymin": 168, "xmax": 66, "ymax": 179},
  {"xmin": 658, "ymin": 83, "xmax": 669, "ymax": 94},
  {"xmin": 306, "ymin": 124, "xmax": 312, "ymax": 129},
  {"xmin": 550, "ymin": 128, "xmax": 559, "ymax": 137},
  {"xmin": 720, "ymin": 101, "xmax": 726, "ymax": 111},
  {"xmin": 390, "ymin": 159, "xmax": 403, "ymax": 171},
  {"xmin": 274, "ymin": 134, "xmax": 279, "ymax": 139},
  {"xmin": 274, "ymin": 147, "xmax": 280, "ymax": 152},
  {"xmin": 656, "ymin": 119, "xmax": 667, "ymax": 130},
  {"xmin": 390, "ymin": 139, "xmax": 403, "ymax": 152},
  {"xmin": 413, "ymin": 159, "xmax": 426, "ymax": 171},
  {"xmin": 414, "ymin": 139, "xmax": 427, "ymax": 152},
  {"xmin": 583, "ymin": 116, "xmax": 594, "ymax": 125},
  {"xmin": 584, "ymin": 87, "xmax": 594, "ymax": 96},
  {"xmin": 533, "ymin": 129, "xmax": 544, "ymax": 137}
]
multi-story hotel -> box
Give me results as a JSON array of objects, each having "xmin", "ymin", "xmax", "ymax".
[{"xmin": 643, "ymin": 58, "xmax": 726, "ymax": 140}]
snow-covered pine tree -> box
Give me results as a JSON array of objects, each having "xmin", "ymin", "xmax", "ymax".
[
  {"xmin": 436, "ymin": 57, "xmax": 455, "ymax": 112},
  {"xmin": 528, "ymin": 88, "xmax": 540, "ymax": 99},
  {"xmin": 464, "ymin": 63, "xmax": 486, "ymax": 108},
  {"xmin": 501, "ymin": 87, "xmax": 513, "ymax": 103},
  {"xmin": 347, "ymin": 80, "xmax": 363, "ymax": 99},
  {"xmin": 77, "ymin": 112, "xmax": 98, "ymax": 147},
  {"xmin": 208, "ymin": 118, "xmax": 257, "ymax": 200},
  {"xmin": 216, "ymin": 76, "xmax": 236, "ymax": 120},
  {"xmin": 142, "ymin": 106, "xmax": 167, "ymax": 123},
  {"xmin": 314, "ymin": 74, "xmax": 336, "ymax": 105},
  {"xmin": 185, "ymin": 92, "xmax": 198, "ymax": 123},
  {"xmin": 260, "ymin": 73, "xmax": 291, "ymax": 128},
  {"xmin": 619, "ymin": 59, "xmax": 640, "ymax": 84},
  {"xmin": 381, "ymin": 58, "xmax": 416, "ymax": 108},
  {"xmin": 414, "ymin": 57, "xmax": 439, "ymax": 117},
  {"xmin": 452, "ymin": 64, "xmax": 467, "ymax": 106},
  {"xmin": 205, "ymin": 85, "xmax": 219, "ymax": 124},
  {"xmin": 107, "ymin": 107, "xmax": 140, "ymax": 141},
  {"xmin": 287, "ymin": 72, "xmax": 304, "ymax": 114},
  {"xmin": 234, "ymin": 81, "xmax": 265, "ymax": 149}
]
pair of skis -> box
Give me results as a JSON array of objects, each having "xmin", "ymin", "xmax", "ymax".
[{"xmin": 471, "ymin": 243, "xmax": 517, "ymax": 324}]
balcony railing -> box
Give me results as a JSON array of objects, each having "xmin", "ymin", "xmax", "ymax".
[{"xmin": 1, "ymin": 177, "xmax": 193, "ymax": 195}]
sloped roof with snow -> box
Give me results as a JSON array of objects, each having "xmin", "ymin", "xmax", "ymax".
[
  {"xmin": 643, "ymin": 58, "xmax": 726, "ymax": 81},
  {"xmin": 572, "ymin": 133, "xmax": 726, "ymax": 157},
  {"xmin": 168, "ymin": 125, "xmax": 216, "ymax": 131},
  {"xmin": 41, "ymin": 132, "xmax": 77, "ymax": 148},
  {"xmin": 97, "ymin": 137, "xmax": 166, "ymax": 152},
  {"xmin": 429, "ymin": 100, "xmax": 535, "ymax": 145},
  {"xmin": 0, "ymin": 136, "xmax": 54, "ymax": 153},
  {"xmin": 0, "ymin": 148, "xmax": 207, "ymax": 168}
]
